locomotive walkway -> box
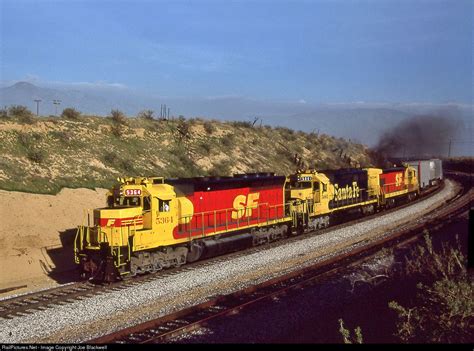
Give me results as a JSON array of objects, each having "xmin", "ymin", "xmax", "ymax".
[{"xmin": 0, "ymin": 179, "xmax": 466, "ymax": 343}]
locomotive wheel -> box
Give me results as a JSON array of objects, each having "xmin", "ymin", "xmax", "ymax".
[{"xmin": 186, "ymin": 242, "xmax": 204, "ymax": 263}]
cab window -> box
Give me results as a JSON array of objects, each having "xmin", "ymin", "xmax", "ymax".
[
  {"xmin": 159, "ymin": 199, "xmax": 170, "ymax": 212},
  {"xmin": 143, "ymin": 196, "xmax": 151, "ymax": 211},
  {"xmin": 112, "ymin": 196, "xmax": 141, "ymax": 207}
]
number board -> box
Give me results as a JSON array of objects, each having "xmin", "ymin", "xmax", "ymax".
[
  {"xmin": 297, "ymin": 176, "xmax": 312, "ymax": 182},
  {"xmin": 124, "ymin": 189, "xmax": 142, "ymax": 196}
]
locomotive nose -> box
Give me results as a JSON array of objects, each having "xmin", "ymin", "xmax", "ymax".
[{"xmin": 94, "ymin": 207, "xmax": 144, "ymax": 228}]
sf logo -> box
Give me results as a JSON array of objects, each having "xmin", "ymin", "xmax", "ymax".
[
  {"xmin": 232, "ymin": 193, "xmax": 260, "ymax": 219},
  {"xmin": 395, "ymin": 173, "xmax": 403, "ymax": 187}
]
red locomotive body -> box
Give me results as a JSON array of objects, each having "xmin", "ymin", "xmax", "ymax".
[
  {"xmin": 169, "ymin": 174, "xmax": 288, "ymax": 240},
  {"xmin": 379, "ymin": 167, "xmax": 406, "ymax": 194}
]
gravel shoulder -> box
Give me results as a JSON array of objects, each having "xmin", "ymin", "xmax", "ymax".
[{"xmin": 0, "ymin": 180, "xmax": 458, "ymax": 343}]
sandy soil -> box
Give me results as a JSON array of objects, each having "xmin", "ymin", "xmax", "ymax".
[{"xmin": 0, "ymin": 188, "xmax": 107, "ymax": 297}]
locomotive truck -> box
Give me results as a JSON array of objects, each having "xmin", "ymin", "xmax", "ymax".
[{"xmin": 75, "ymin": 163, "xmax": 424, "ymax": 282}]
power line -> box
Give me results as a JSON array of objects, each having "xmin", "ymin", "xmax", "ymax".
[
  {"xmin": 53, "ymin": 100, "xmax": 61, "ymax": 116},
  {"xmin": 33, "ymin": 99, "xmax": 42, "ymax": 116}
]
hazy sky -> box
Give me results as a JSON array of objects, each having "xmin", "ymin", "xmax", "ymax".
[{"xmin": 1, "ymin": 0, "xmax": 472, "ymax": 104}]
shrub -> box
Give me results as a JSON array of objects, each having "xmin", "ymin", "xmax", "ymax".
[
  {"xmin": 61, "ymin": 107, "xmax": 81, "ymax": 120},
  {"xmin": 338, "ymin": 319, "xmax": 363, "ymax": 344},
  {"xmin": 0, "ymin": 108, "xmax": 8, "ymax": 119},
  {"xmin": 231, "ymin": 120, "xmax": 252, "ymax": 128},
  {"xmin": 208, "ymin": 159, "xmax": 233, "ymax": 176},
  {"xmin": 203, "ymin": 121, "xmax": 216, "ymax": 134},
  {"xmin": 137, "ymin": 110, "xmax": 154, "ymax": 120},
  {"xmin": 50, "ymin": 130, "xmax": 73, "ymax": 143},
  {"xmin": 110, "ymin": 109, "xmax": 127, "ymax": 124},
  {"xmin": 389, "ymin": 235, "xmax": 473, "ymax": 343},
  {"xmin": 221, "ymin": 134, "xmax": 235, "ymax": 147},
  {"xmin": 27, "ymin": 149, "xmax": 47, "ymax": 164},
  {"xmin": 103, "ymin": 151, "xmax": 118, "ymax": 164},
  {"xmin": 9, "ymin": 105, "xmax": 35, "ymax": 123},
  {"xmin": 120, "ymin": 159, "xmax": 135, "ymax": 172},
  {"xmin": 111, "ymin": 124, "xmax": 124, "ymax": 138}
]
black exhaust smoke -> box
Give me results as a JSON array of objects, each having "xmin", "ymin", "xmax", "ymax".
[{"xmin": 371, "ymin": 114, "xmax": 461, "ymax": 166}]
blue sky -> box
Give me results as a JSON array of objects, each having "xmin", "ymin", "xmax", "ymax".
[{"xmin": 1, "ymin": 0, "xmax": 472, "ymax": 104}]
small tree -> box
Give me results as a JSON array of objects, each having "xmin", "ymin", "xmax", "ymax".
[
  {"xmin": 61, "ymin": 107, "xmax": 81, "ymax": 120},
  {"xmin": 137, "ymin": 109, "xmax": 154, "ymax": 120}
]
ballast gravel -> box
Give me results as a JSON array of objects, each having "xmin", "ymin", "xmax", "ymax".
[{"xmin": 0, "ymin": 180, "xmax": 457, "ymax": 343}]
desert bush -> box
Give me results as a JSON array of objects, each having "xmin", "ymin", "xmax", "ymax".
[
  {"xmin": 208, "ymin": 159, "xmax": 232, "ymax": 176},
  {"xmin": 26, "ymin": 149, "xmax": 47, "ymax": 164},
  {"xmin": 231, "ymin": 120, "xmax": 252, "ymax": 128},
  {"xmin": 61, "ymin": 107, "xmax": 81, "ymax": 120},
  {"xmin": 203, "ymin": 121, "xmax": 216, "ymax": 134},
  {"xmin": 103, "ymin": 151, "xmax": 118, "ymax": 165},
  {"xmin": 110, "ymin": 109, "xmax": 127, "ymax": 125},
  {"xmin": 389, "ymin": 235, "xmax": 473, "ymax": 343},
  {"xmin": 111, "ymin": 124, "xmax": 124, "ymax": 138},
  {"xmin": 120, "ymin": 159, "xmax": 135, "ymax": 173},
  {"xmin": 176, "ymin": 118, "xmax": 190, "ymax": 142},
  {"xmin": 50, "ymin": 130, "xmax": 73, "ymax": 143},
  {"xmin": 9, "ymin": 105, "xmax": 35, "ymax": 123},
  {"xmin": 338, "ymin": 319, "xmax": 363, "ymax": 344},
  {"xmin": 137, "ymin": 109, "xmax": 154, "ymax": 120},
  {"xmin": 221, "ymin": 134, "xmax": 235, "ymax": 147},
  {"xmin": 0, "ymin": 108, "xmax": 8, "ymax": 119},
  {"xmin": 18, "ymin": 132, "xmax": 41, "ymax": 149}
]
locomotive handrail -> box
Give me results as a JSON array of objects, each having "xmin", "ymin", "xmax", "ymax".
[{"xmin": 178, "ymin": 202, "xmax": 288, "ymax": 237}]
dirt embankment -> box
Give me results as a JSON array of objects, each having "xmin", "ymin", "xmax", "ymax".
[{"xmin": 0, "ymin": 188, "xmax": 107, "ymax": 297}]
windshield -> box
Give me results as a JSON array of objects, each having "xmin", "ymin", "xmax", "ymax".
[{"xmin": 108, "ymin": 196, "xmax": 141, "ymax": 208}]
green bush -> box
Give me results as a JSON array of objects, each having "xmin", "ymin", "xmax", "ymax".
[{"xmin": 61, "ymin": 107, "xmax": 81, "ymax": 120}]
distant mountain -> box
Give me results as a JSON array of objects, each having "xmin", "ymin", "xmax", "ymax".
[{"xmin": 0, "ymin": 82, "xmax": 471, "ymax": 155}]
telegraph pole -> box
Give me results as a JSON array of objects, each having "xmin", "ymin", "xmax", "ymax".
[
  {"xmin": 448, "ymin": 140, "xmax": 452, "ymax": 158},
  {"xmin": 53, "ymin": 100, "xmax": 61, "ymax": 116},
  {"xmin": 34, "ymin": 99, "xmax": 42, "ymax": 116}
]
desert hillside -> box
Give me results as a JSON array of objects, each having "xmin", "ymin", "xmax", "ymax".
[{"xmin": 0, "ymin": 110, "xmax": 373, "ymax": 194}]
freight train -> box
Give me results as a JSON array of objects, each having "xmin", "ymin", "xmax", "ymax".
[{"xmin": 74, "ymin": 159, "xmax": 443, "ymax": 282}]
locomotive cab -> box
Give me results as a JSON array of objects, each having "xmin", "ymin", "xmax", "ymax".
[
  {"xmin": 289, "ymin": 170, "xmax": 331, "ymax": 217},
  {"xmin": 74, "ymin": 176, "xmax": 181, "ymax": 281}
]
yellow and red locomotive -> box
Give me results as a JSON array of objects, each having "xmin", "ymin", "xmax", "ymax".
[{"xmin": 74, "ymin": 162, "xmax": 425, "ymax": 282}]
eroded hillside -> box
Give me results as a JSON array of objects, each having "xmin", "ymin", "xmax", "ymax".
[{"xmin": 0, "ymin": 114, "xmax": 373, "ymax": 193}]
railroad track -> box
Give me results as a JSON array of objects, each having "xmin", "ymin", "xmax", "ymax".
[
  {"xmin": 0, "ymin": 180, "xmax": 454, "ymax": 321},
  {"xmin": 89, "ymin": 181, "xmax": 471, "ymax": 344}
]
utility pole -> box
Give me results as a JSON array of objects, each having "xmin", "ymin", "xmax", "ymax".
[
  {"xmin": 34, "ymin": 99, "xmax": 42, "ymax": 116},
  {"xmin": 53, "ymin": 100, "xmax": 61, "ymax": 116},
  {"xmin": 448, "ymin": 139, "xmax": 452, "ymax": 158}
]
